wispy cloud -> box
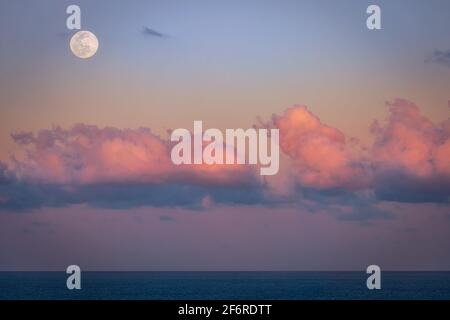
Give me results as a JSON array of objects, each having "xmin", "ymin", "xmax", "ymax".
[
  {"xmin": 427, "ymin": 49, "xmax": 450, "ymax": 67},
  {"xmin": 142, "ymin": 26, "xmax": 168, "ymax": 38}
]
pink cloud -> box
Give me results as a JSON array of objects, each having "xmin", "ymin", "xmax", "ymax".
[
  {"xmin": 273, "ymin": 105, "xmax": 371, "ymax": 190},
  {"xmin": 371, "ymin": 99, "xmax": 450, "ymax": 177},
  {"xmin": 2, "ymin": 99, "xmax": 449, "ymax": 212},
  {"xmin": 9, "ymin": 124, "xmax": 253, "ymax": 186}
]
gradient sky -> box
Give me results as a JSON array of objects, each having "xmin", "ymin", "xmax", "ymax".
[{"xmin": 0, "ymin": 0, "xmax": 450, "ymax": 271}]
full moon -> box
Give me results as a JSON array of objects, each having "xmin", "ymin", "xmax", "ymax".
[{"xmin": 70, "ymin": 30, "xmax": 99, "ymax": 59}]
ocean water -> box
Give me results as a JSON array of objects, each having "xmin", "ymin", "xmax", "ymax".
[{"xmin": 0, "ymin": 272, "xmax": 449, "ymax": 300}]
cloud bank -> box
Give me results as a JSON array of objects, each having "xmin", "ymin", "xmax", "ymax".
[{"xmin": 1, "ymin": 99, "xmax": 449, "ymax": 216}]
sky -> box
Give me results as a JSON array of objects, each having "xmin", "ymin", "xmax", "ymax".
[{"xmin": 0, "ymin": 0, "xmax": 450, "ymax": 271}]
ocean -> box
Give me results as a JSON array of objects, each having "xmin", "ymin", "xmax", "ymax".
[{"xmin": 0, "ymin": 272, "xmax": 449, "ymax": 300}]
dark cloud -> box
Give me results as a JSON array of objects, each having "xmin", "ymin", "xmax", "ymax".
[
  {"xmin": 0, "ymin": 175, "xmax": 395, "ymax": 222},
  {"xmin": 0, "ymin": 162, "xmax": 10, "ymax": 184},
  {"xmin": 374, "ymin": 171, "xmax": 450, "ymax": 203},
  {"xmin": 427, "ymin": 49, "xmax": 450, "ymax": 67},
  {"xmin": 297, "ymin": 186, "xmax": 394, "ymax": 221},
  {"xmin": 0, "ymin": 179, "xmax": 268, "ymax": 212},
  {"xmin": 142, "ymin": 26, "xmax": 167, "ymax": 38}
]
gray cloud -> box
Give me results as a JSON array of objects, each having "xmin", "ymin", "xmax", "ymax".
[
  {"xmin": 142, "ymin": 26, "xmax": 167, "ymax": 38},
  {"xmin": 0, "ymin": 179, "xmax": 268, "ymax": 212},
  {"xmin": 427, "ymin": 49, "xmax": 450, "ymax": 67},
  {"xmin": 0, "ymin": 162, "xmax": 10, "ymax": 184},
  {"xmin": 0, "ymin": 173, "xmax": 395, "ymax": 222},
  {"xmin": 374, "ymin": 171, "xmax": 450, "ymax": 203}
]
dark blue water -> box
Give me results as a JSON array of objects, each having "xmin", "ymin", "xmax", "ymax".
[{"xmin": 0, "ymin": 272, "xmax": 449, "ymax": 300}]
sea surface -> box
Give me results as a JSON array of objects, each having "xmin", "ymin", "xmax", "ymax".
[{"xmin": 0, "ymin": 272, "xmax": 449, "ymax": 300}]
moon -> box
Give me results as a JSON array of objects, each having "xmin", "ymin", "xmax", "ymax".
[{"xmin": 70, "ymin": 30, "xmax": 99, "ymax": 59}]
